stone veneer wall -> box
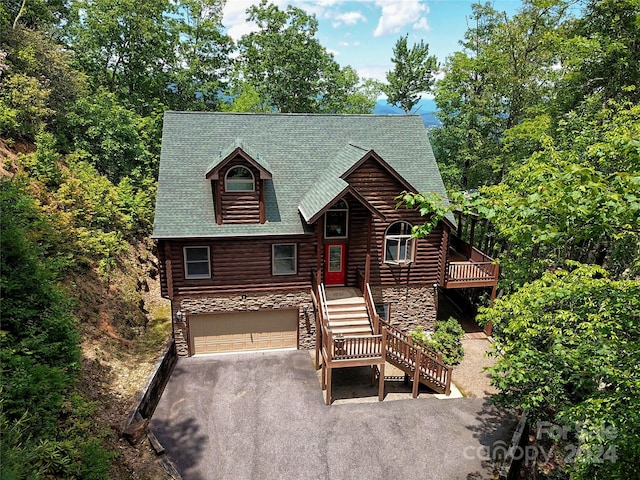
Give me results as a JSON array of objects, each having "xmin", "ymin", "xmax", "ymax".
[
  {"xmin": 171, "ymin": 290, "xmax": 316, "ymax": 356},
  {"xmin": 371, "ymin": 285, "xmax": 437, "ymax": 334}
]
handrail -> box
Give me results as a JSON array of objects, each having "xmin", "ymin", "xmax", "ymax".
[
  {"xmin": 383, "ymin": 326, "xmax": 452, "ymax": 395},
  {"xmin": 363, "ymin": 283, "xmax": 380, "ymax": 335},
  {"xmin": 447, "ymin": 261, "xmax": 498, "ymax": 282},
  {"xmin": 319, "ymin": 283, "xmax": 330, "ymax": 323}
]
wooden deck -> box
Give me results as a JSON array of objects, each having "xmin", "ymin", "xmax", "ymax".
[{"xmin": 444, "ymin": 237, "xmax": 499, "ymax": 289}]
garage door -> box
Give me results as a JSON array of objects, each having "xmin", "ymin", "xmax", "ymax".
[{"xmin": 189, "ymin": 309, "xmax": 298, "ymax": 355}]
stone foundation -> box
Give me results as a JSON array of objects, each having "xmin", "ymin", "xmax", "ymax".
[
  {"xmin": 171, "ymin": 290, "xmax": 317, "ymax": 356},
  {"xmin": 371, "ymin": 285, "xmax": 437, "ymax": 334},
  {"xmin": 169, "ymin": 285, "xmax": 436, "ymax": 356}
]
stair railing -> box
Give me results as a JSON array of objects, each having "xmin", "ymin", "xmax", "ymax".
[{"xmin": 319, "ymin": 283, "xmax": 330, "ymax": 324}]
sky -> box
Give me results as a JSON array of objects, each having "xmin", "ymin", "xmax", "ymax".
[{"xmin": 221, "ymin": 0, "xmax": 524, "ymax": 83}]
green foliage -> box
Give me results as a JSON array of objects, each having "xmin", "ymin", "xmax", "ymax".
[
  {"xmin": 558, "ymin": 0, "xmax": 640, "ymax": 108},
  {"xmin": 432, "ymin": 0, "xmax": 567, "ymax": 189},
  {"xmin": 236, "ymin": 0, "xmax": 369, "ymax": 113},
  {"xmin": 64, "ymin": 89, "xmax": 155, "ymax": 182},
  {"xmin": 0, "ymin": 72, "xmax": 52, "ymax": 137},
  {"xmin": 22, "ymin": 129, "xmax": 62, "ymax": 186},
  {"xmin": 0, "ymin": 179, "xmax": 79, "ymax": 429},
  {"xmin": 319, "ymin": 65, "xmax": 380, "ymax": 114},
  {"xmin": 167, "ymin": 0, "xmax": 233, "ymax": 111},
  {"xmin": 411, "ymin": 318, "xmax": 465, "ymax": 365},
  {"xmin": 68, "ymin": 0, "xmax": 174, "ymax": 113},
  {"xmin": 479, "ymin": 263, "xmax": 640, "ymax": 479},
  {"xmin": 0, "ymin": 178, "xmax": 113, "ymax": 479},
  {"xmin": 396, "ymin": 191, "xmax": 453, "ymax": 237},
  {"xmin": 220, "ymin": 82, "xmax": 273, "ymax": 113},
  {"xmin": 0, "ymin": 27, "xmax": 86, "ymax": 139},
  {"xmin": 383, "ymin": 34, "xmax": 438, "ymax": 114},
  {"xmin": 472, "ymin": 132, "xmax": 640, "ymax": 288}
]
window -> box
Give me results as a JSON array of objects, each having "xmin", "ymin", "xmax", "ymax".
[
  {"xmin": 384, "ymin": 221, "xmax": 415, "ymax": 265},
  {"xmin": 272, "ymin": 244, "xmax": 297, "ymax": 275},
  {"xmin": 324, "ymin": 199, "xmax": 348, "ymax": 238},
  {"xmin": 184, "ymin": 246, "xmax": 211, "ymax": 279},
  {"xmin": 225, "ymin": 166, "xmax": 255, "ymax": 191}
]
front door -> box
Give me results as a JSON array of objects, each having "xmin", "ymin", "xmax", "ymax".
[{"xmin": 324, "ymin": 243, "xmax": 346, "ymax": 285}]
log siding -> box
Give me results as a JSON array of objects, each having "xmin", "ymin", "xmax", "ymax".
[
  {"xmin": 159, "ymin": 235, "xmax": 316, "ymax": 297},
  {"xmin": 218, "ymin": 161, "xmax": 261, "ymax": 224},
  {"xmin": 345, "ymin": 158, "xmax": 445, "ymax": 287},
  {"xmin": 159, "ymin": 158, "xmax": 448, "ymax": 299}
]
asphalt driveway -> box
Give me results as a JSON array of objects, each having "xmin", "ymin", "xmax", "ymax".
[{"xmin": 150, "ymin": 350, "xmax": 515, "ymax": 480}]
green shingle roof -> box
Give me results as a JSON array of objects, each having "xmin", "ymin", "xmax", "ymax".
[{"xmin": 152, "ymin": 112, "xmax": 451, "ymax": 239}]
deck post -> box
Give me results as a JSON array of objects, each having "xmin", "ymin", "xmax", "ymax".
[
  {"xmin": 484, "ymin": 284, "xmax": 498, "ymax": 336},
  {"xmin": 325, "ymin": 365, "xmax": 332, "ymax": 405},
  {"xmin": 378, "ymin": 361, "xmax": 385, "ymax": 401},
  {"xmin": 365, "ymin": 253, "xmax": 371, "ymax": 285},
  {"xmin": 412, "ymin": 348, "xmax": 421, "ymax": 398}
]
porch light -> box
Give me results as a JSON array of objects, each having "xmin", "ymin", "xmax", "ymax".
[{"xmin": 176, "ymin": 310, "xmax": 184, "ymax": 321}]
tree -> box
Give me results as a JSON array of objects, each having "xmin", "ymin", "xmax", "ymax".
[
  {"xmin": 68, "ymin": 0, "xmax": 175, "ymax": 114},
  {"xmin": 432, "ymin": 0, "xmax": 567, "ymax": 189},
  {"xmin": 63, "ymin": 88, "xmax": 156, "ymax": 182},
  {"xmin": 167, "ymin": 0, "xmax": 233, "ymax": 110},
  {"xmin": 382, "ymin": 34, "xmax": 437, "ymax": 114},
  {"xmin": 319, "ymin": 66, "xmax": 381, "ymax": 114},
  {"xmin": 478, "ymin": 263, "xmax": 640, "ymax": 479},
  {"xmin": 237, "ymin": 0, "xmax": 360, "ymax": 113},
  {"xmin": 557, "ymin": 0, "xmax": 640, "ymax": 109},
  {"xmin": 0, "ymin": 26, "xmax": 85, "ymax": 139}
]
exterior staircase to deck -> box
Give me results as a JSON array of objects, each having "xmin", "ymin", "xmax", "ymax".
[
  {"xmin": 315, "ymin": 285, "xmax": 452, "ymax": 404},
  {"xmin": 325, "ymin": 295, "xmax": 373, "ymax": 337}
]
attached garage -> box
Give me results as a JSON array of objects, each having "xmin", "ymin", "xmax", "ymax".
[{"xmin": 189, "ymin": 309, "xmax": 299, "ymax": 355}]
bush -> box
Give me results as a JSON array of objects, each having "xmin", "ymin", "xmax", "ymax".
[{"xmin": 411, "ymin": 317, "xmax": 465, "ymax": 365}]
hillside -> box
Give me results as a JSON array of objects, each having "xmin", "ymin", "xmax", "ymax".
[{"xmin": 1, "ymin": 139, "xmax": 172, "ymax": 479}]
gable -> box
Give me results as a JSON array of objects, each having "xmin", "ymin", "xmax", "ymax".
[
  {"xmin": 152, "ymin": 113, "xmax": 451, "ymax": 239},
  {"xmin": 205, "ymin": 141, "xmax": 272, "ymax": 181}
]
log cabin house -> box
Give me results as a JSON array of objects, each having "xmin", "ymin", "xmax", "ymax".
[{"xmin": 152, "ymin": 112, "xmax": 498, "ymax": 364}]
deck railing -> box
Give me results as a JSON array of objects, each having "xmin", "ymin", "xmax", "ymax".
[
  {"xmin": 330, "ymin": 334, "xmax": 383, "ymax": 361},
  {"xmin": 382, "ymin": 326, "xmax": 452, "ymax": 395},
  {"xmin": 447, "ymin": 236, "xmax": 499, "ymax": 286}
]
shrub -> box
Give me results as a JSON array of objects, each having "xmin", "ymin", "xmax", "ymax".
[{"xmin": 411, "ymin": 317, "xmax": 465, "ymax": 365}]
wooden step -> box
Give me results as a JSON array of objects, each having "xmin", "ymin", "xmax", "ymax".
[
  {"xmin": 327, "ymin": 312, "xmax": 369, "ymax": 321},
  {"xmin": 329, "ymin": 326, "xmax": 373, "ymax": 336},
  {"xmin": 328, "ymin": 317, "xmax": 370, "ymax": 326},
  {"xmin": 326, "ymin": 302, "xmax": 366, "ymax": 310}
]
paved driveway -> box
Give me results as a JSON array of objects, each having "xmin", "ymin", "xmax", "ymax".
[{"xmin": 150, "ymin": 350, "xmax": 515, "ymax": 480}]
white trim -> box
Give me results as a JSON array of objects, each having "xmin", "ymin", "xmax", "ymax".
[
  {"xmin": 383, "ymin": 221, "xmax": 415, "ymax": 265},
  {"xmin": 272, "ymin": 243, "xmax": 297, "ymax": 275},
  {"xmin": 184, "ymin": 246, "xmax": 211, "ymax": 279}
]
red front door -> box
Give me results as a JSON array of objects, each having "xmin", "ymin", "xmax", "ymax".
[{"xmin": 324, "ymin": 243, "xmax": 346, "ymax": 285}]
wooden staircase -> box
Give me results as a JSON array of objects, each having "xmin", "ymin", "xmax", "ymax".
[
  {"xmin": 313, "ymin": 282, "xmax": 452, "ymax": 404},
  {"xmin": 325, "ymin": 296, "xmax": 373, "ymax": 337}
]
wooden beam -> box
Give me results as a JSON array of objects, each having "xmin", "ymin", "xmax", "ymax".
[
  {"xmin": 164, "ymin": 242, "xmax": 174, "ymax": 300},
  {"xmin": 259, "ymin": 179, "xmax": 265, "ymax": 224},
  {"xmin": 316, "ymin": 220, "xmax": 323, "ymax": 284},
  {"xmin": 215, "ymin": 180, "xmax": 222, "ymax": 225},
  {"xmin": 439, "ymin": 226, "xmax": 449, "ymax": 287}
]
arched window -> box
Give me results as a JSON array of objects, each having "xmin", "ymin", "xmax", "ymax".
[
  {"xmin": 384, "ymin": 221, "xmax": 415, "ymax": 264},
  {"xmin": 325, "ymin": 199, "xmax": 348, "ymax": 238},
  {"xmin": 225, "ymin": 166, "xmax": 255, "ymax": 192}
]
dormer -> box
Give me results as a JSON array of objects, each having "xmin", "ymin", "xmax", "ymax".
[{"xmin": 205, "ymin": 139, "xmax": 272, "ymax": 225}]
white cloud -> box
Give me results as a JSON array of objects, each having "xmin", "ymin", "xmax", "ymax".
[
  {"xmin": 331, "ymin": 10, "xmax": 367, "ymax": 28},
  {"xmin": 357, "ymin": 64, "xmax": 388, "ymax": 83},
  {"xmin": 373, "ymin": 0, "xmax": 429, "ymax": 37}
]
